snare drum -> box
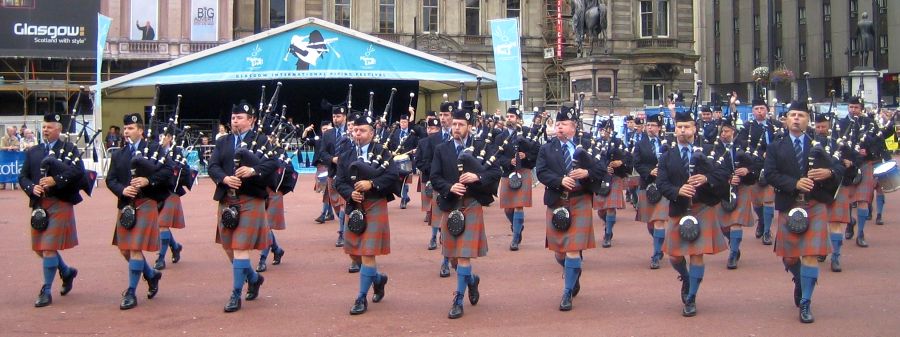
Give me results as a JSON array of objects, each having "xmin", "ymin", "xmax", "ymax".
[
  {"xmin": 394, "ymin": 154, "xmax": 413, "ymax": 176},
  {"xmin": 873, "ymin": 161, "xmax": 900, "ymax": 193}
]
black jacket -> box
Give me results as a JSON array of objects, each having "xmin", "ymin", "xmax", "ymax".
[
  {"xmin": 714, "ymin": 140, "xmax": 762, "ymax": 186},
  {"xmin": 319, "ymin": 124, "xmax": 352, "ymax": 177},
  {"xmin": 207, "ymin": 132, "xmax": 279, "ymax": 202},
  {"xmin": 535, "ymin": 137, "xmax": 606, "ymax": 206},
  {"xmin": 415, "ymin": 131, "xmax": 450, "ymax": 183},
  {"xmin": 496, "ymin": 126, "xmax": 539, "ymax": 174},
  {"xmin": 333, "ymin": 142, "xmax": 399, "ymax": 213},
  {"xmin": 656, "ymin": 142, "xmax": 730, "ymax": 217},
  {"xmin": 430, "ymin": 137, "xmax": 501, "ymax": 212},
  {"xmin": 595, "ymin": 136, "xmax": 633, "ymax": 178},
  {"xmin": 737, "ymin": 118, "xmax": 784, "ymax": 155},
  {"xmin": 106, "ymin": 140, "xmax": 174, "ymax": 209},
  {"xmin": 387, "ymin": 127, "xmax": 419, "ymax": 154},
  {"xmin": 632, "ymin": 134, "xmax": 674, "ymax": 188},
  {"xmin": 764, "ymin": 133, "xmax": 844, "ymax": 211},
  {"xmin": 19, "ymin": 141, "xmax": 86, "ymax": 205}
]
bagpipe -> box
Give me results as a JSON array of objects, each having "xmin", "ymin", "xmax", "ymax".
[
  {"xmin": 645, "ymin": 129, "xmax": 673, "ymax": 205},
  {"xmin": 161, "ymin": 95, "xmax": 201, "ymax": 196},
  {"xmin": 120, "ymin": 86, "xmax": 169, "ymax": 230},
  {"xmin": 345, "ymin": 140, "xmax": 393, "ymax": 235}
]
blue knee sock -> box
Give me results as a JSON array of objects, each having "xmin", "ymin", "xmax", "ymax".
[
  {"xmin": 244, "ymin": 261, "xmax": 259, "ymax": 284},
  {"xmin": 128, "ymin": 259, "xmax": 143, "ymax": 291},
  {"xmin": 142, "ymin": 260, "xmax": 156, "ymax": 278},
  {"xmin": 56, "ymin": 254, "xmax": 70, "ymax": 275},
  {"xmin": 513, "ymin": 210, "xmax": 524, "ymax": 237},
  {"xmin": 158, "ymin": 232, "xmax": 170, "ymax": 260},
  {"xmin": 555, "ymin": 255, "xmax": 566, "ymax": 267},
  {"xmin": 338, "ymin": 210, "xmax": 346, "ymax": 233},
  {"xmin": 42, "ymin": 256, "xmax": 59, "ymax": 289},
  {"xmin": 753, "ymin": 206, "xmax": 764, "ymax": 226},
  {"xmin": 504, "ymin": 209, "xmax": 514, "ymax": 225},
  {"xmin": 168, "ymin": 232, "xmax": 179, "ymax": 249},
  {"xmin": 876, "ymin": 194, "xmax": 885, "ymax": 216},
  {"xmin": 800, "ymin": 265, "xmax": 819, "ymax": 302},
  {"xmin": 359, "ymin": 265, "xmax": 377, "ymax": 299},
  {"xmin": 563, "ymin": 257, "xmax": 582, "ymax": 292},
  {"xmin": 441, "ymin": 257, "xmax": 450, "ymax": 268},
  {"xmin": 831, "ymin": 233, "xmax": 844, "ymax": 257},
  {"xmin": 763, "ymin": 206, "xmax": 775, "ymax": 234},
  {"xmin": 269, "ymin": 231, "xmax": 281, "ymax": 252},
  {"xmin": 730, "ymin": 229, "xmax": 743, "ymax": 253},
  {"xmin": 670, "ymin": 258, "xmax": 689, "ymax": 278},
  {"xmin": 857, "ymin": 208, "xmax": 869, "ymax": 236},
  {"xmin": 605, "ymin": 214, "xmax": 616, "ymax": 235},
  {"xmin": 401, "ymin": 184, "xmax": 409, "ymax": 200},
  {"xmin": 232, "ymin": 259, "xmax": 248, "ymax": 291},
  {"xmin": 321, "ymin": 202, "xmax": 330, "ymax": 216},
  {"xmin": 259, "ymin": 245, "xmax": 270, "ymax": 260},
  {"xmin": 652, "ymin": 229, "xmax": 666, "ymax": 256},
  {"xmin": 456, "ymin": 265, "xmax": 471, "ymax": 295},
  {"xmin": 688, "ymin": 264, "xmax": 705, "ymax": 297},
  {"xmin": 430, "ymin": 226, "xmax": 439, "ymax": 239}
]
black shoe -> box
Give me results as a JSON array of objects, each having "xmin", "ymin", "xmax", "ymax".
[
  {"xmin": 467, "ymin": 275, "xmax": 480, "ymax": 305},
  {"xmin": 650, "ymin": 254, "xmax": 661, "ymax": 270},
  {"xmin": 335, "ymin": 234, "xmax": 345, "ymax": 248},
  {"xmin": 601, "ymin": 233, "xmax": 612, "ymax": 248},
  {"xmin": 572, "ymin": 268, "xmax": 582, "ymax": 298},
  {"xmin": 325, "ymin": 213, "xmax": 335, "ymax": 221},
  {"xmin": 755, "ymin": 224, "xmax": 764, "ymax": 239},
  {"xmin": 678, "ymin": 276, "xmax": 690, "ymax": 304},
  {"xmin": 792, "ymin": 277, "xmax": 801, "ymax": 308},
  {"xmin": 272, "ymin": 249, "xmax": 285, "ymax": 265},
  {"xmin": 559, "ymin": 290, "xmax": 573, "ymax": 311},
  {"xmin": 845, "ymin": 220, "xmax": 856, "ymax": 240},
  {"xmin": 60, "ymin": 268, "xmax": 77, "ymax": 296},
  {"xmin": 831, "ymin": 255, "xmax": 842, "ymax": 272},
  {"xmin": 154, "ymin": 259, "xmax": 166, "ymax": 270},
  {"xmin": 682, "ymin": 295, "xmax": 697, "ymax": 317},
  {"xmin": 424, "ymin": 212, "xmax": 431, "ymax": 222},
  {"xmin": 799, "ymin": 300, "xmax": 815, "ymax": 323},
  {"xmin": 726, "ymin": 251, "xmax": 740, "ymax": 270},
  {"xmin": 224, "ymin": 293, "xmax": 241, "ymax": 313},
  {"xmin": 856, "ymin": 235, "xmax": 869, "ymax": 247},
  {"xmin": 314, "ymin": 215, "xmax": 326, "ymax": 224},
  {"xmin": 350, "ymin": 296, "xmax": 368, "ymax": 315},
  {"xmin": 400, "ymin": 200, "xmax": 408, "ymax": 209},
  {"xmin": 762, "ymin": 232, "xmax": 773, "ymax": 245},
  {"xmin": 256, "ymin": 260, "xmax": 267, "ymax": 273},
  {"xmin": 372, "ymin": 274, "xmax": 388, "ymax": 303},
  {"xmin": 448, "ymin": 292, "xmax": 464, "ymax": 319},
  {"xmin": 876, "ymin": 214, "xmax": 884, "ymax": 225},
  {"xmin": 427, "ymin": 237, "xmax": 437, "ymax": 250},
  {"xmin": 439, "ymin": 263, "xmax": 451, "ymax": 278},
  {"xmin": 146, "ymin": 271, "xmax": 162, "ymax": 299},
  {"xmin": 171, "ymin": 244, "xmax": 182, "ymax": 263},
  {"xmin": 120, "ymin": 290, "xmax": 137, "ymax": 310},
  {"xmin": 348, "ymin": 262, "xmax": 361, "ymax": 273},
  {"xmin": 246, "ymin": 275, "xmax": 264, "ymax": 301},
  {"xmin": 817, "ymin": 255, "xmax": 826, "ymax": 263},
  {"xmin": 35, "ymin": 286, "xmax": 52, "ymax": 307},
  {"xmin": 509, "ymin": 239, "xmax": 519, "ymax": 251}
]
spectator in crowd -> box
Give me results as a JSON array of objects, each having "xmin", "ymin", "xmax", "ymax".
[
  {"xmin": 215, "ymin": 124, "xmax": 228, "ymax": 140},
  {"xmin": 199, "ymin": 135, "xmax": 211, "ymax": 171},
  {"xmin": 1, "ymin": 126, "xmax": 22, "ymax": 190},
  {"xmin": 20, "ymin": 128, "xmax": 38, "ymax": 150},
  {"xmin": 106, "ymin": 125, "xmax": 124, "ymax": 149}
]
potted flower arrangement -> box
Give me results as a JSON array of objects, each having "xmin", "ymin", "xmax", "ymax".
[
  {"xmin": 770, "ymin": 68, "xmax": 795, "ymax": 84},
  {"xmin": 752, "ymin": 66, "xmax": 769, "ymax": 83}
]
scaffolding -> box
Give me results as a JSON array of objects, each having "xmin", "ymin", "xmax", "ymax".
[{"xmin": 542, "ymin": 0, "xmax": 574, "ymax": 108}]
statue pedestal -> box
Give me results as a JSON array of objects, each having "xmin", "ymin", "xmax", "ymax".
[
  {"xmin": 564, "ymin": 56, "xmax": 623, "ymax": 112},
  {"xmin": 849, "ymin": 68, "xmax": 880, "ymax": 105}
]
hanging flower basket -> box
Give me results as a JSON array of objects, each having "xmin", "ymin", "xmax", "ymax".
[
  {"xmin": 770, "ymin": 68, "xmax": 795, "ymax": 84},
  {"xmin": 752, "ymin": 67, "xmax": 769, "ymax": 83}
]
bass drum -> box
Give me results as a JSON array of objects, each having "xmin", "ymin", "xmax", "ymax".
[{"xmin": 394, "ymin": 154, "xmax": 413, "ymax": 176}]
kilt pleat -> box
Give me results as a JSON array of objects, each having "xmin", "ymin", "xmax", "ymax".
[
  {"xmin": 215, "ymin": 195, "xmax": 270, "ymax": 250},
  {"xmin": 637, "ymin": 189, "xmax": 669, "ymax": 224},
  {"xmin": 827, "ymin": 186, "xmax": 852, "ymax": 223},
  {"xmin": 327, "ymin": 177, "xmax": 346, "ymax": 208},
  {"xmin": 499, "ymin": 168, "xmax": 534, "ymax": 208},
  {"xmin": 430, "ymin": 198, "xmax": 443, "ymax": 228},
  {"xmin": 32, "ymin": 198, "xmax": 78, "ymax": 251},
  {"xmin": 663, "ymin": 204, "xmax": 728, "ymax": 257},
  {"xmin": 853, "ymin": 161, "xmax": 876, "ymax": 203},
  {"xmin": 112, "ymin": 198, "xmax": 160, "ymax": 252},
  {"xmin": 751, "ymin": 184, "xmax": 775, "ymax": 206},
  {"xmin": 266, "ymin": 189, "xmax": 287, "ymax": 230},
  {"xmin": 775, "ymin": 202, "xmax": 830, "ymax": 257},
  {"xmin": 545, "ymin": 194, "xmax": 596, "ymax": 253},
  {"xmin": 157, "ymin": 193, "xmax": 186, "ymax": 229},
  {"xmin": 420, "ymin": 179, "xmax": 434, "ymax": 212},
  {"xmin": 344, "ymin": 198, "xmax": 391, "ymax": 256},
  {"xmin": 441, "ymin": 198, "xmax": 488, "ymax": 258},
  {"xmin": 718, "ymin": 186, "xmax": 755, "ymax": 227},
  {"xmin": 593, "ymin": 176, "xmax": 626, "ymax": 210}
]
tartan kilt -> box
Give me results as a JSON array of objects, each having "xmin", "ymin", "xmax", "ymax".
[
  {"xmin": 215, "ymin": 195, "xmax": 270, "ymax": 250},
  {"xmin": 718, "ymin": 186, "xmax": 755, "ymax": 227},
  {"xmin": 637, "ymin": 189, "xmax": 669, "ymax": 224},
  {"xmin": 626, "ymin": 175, "xmax": 640, "ymax": 189},
  {"xmin": 31, "ymin": 198, "xmax": 78, "ymax": 251},
  {"xmin": 343, "ymin": 198, "xmax": 391, "ymax": 256},
  {"xmin": 441, "ymin": 198, "xmax": 489, "ymax": 258},
  {"xmin": 775, "ymin": 202, "xmax": 830, "ymax": 257},
  {"xmin": 545, "ymin": 193, "xmax": 596, "ymax": 253},
  {"xmin": 827, "ymin": 186, "xmax": 852, "ymax": 224},
  {"xmin": 157, "ymin": 193, "xmax": 186, "ymax": 229},
  {"xmin": 498, "ymin": 168, "xmax": 534, "ymax": 209},
  {"xmin": 593, "ymin": 176, "xmax": 626, "ymax": 210},
  {"xmin": 266, "ymin": 188, "xmax": 287, "ymax": 230},
  {"xmin": 112, "ymin": 198, "xmax": 160, "ymax": 252},
  {"xmin": 327, "ymin": 177, "xmax": 346, "ymax": 208},
  {"xmin": 751, "ymin": 184, "xmax": 775, "ymax": 206},
  {"xmin": 430, "ymin": 198, "xmax": 444, "ymax": 229},
  {"xmin": 853, "ymin": 161, "xmax": 876, "ymax": 203},
  {"xmin": 663, "ymin": 204, "xmax": 728, "ymax": 257},
  {"xmin": 420, "ymin": 179, "xmax": 433, "ymax": 212}
]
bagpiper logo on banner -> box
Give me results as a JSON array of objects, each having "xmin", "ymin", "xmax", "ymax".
[
  {"xmin": 0, "ymin": 151, "xmax": 25, "ymax": 183},
  {"xmin": 489, "ymin": 18, "xmax": 523, "ymax": 101}
]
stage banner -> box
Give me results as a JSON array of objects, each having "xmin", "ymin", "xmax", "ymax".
[
  {"xmin": 489, "ymin": 18, "xmax": 523, "ymax": 101},
  {"xmin": 0, "ymin": 0, "xmax": 100, "ymax": 58},
  {"xmin": 190, "ymin": 0, "xmax": 218, "ymax": 41},
  {"xmin": 130, "ymin": 0, "xmax": 158, "ymax": 41},
  {"xmin": 0, "ymin": 150, "xmax": 25, "ymax": 183}
]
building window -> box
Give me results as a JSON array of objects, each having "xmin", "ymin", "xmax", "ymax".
[
  {"xmin": 465, "ymin": 0, "xmax": 480, "ymax": 36},
  {"xmin": 798, "ymin": 6, "xmax": 806, "ymax": 25},
  {"xmin": 799, "ymin": 43, "xmax": 806, "ymax": 61},
  {"xmin": 775, "ymin": 11, "xmax": 782, "ymax": 28},
  {"xmin": 734, "ymin": 50, "xmax": 740, "ymax": 66},
  {"xmin": 877, "ymin": 0, "xmax": 886, "ymax": 14},
  {"xmin": 2, "ymin": 0, "xmax": 34, "ymax": 8},
  {"xmin": 881, "ymin": 35, "xmax": 889, "ymax": 55},
  {"xmin": 754, "ymin": 48, "xmax": 761, "ymax": 66},
  {"xmin": 823, "ymin": 3, "xmax": 831, "ymax": 21},
  {"xmin": 334, "ymin": 0, "xmax": 351, "ymax": 28},
  {"xmin": 378, "ymin": 0, "xmax": 395, "ymax": 33},
  {"xmin": 506, "ymin": 0, "xmax": 520, "ymax": 18},
  {"xmin": 824, "ymin": 41, "xmax": 832, "ymax": 59},
  {"xmin": 715, "ymin": 53, "xmax": 721, "ymax": 68},
  {"xmin": 640, "ymin": 1, "xmax": 653, "ymax": 37},
  {"xmin": 850, "ymin": 38, "xmax": 858, "ymax": 55},
  {"xmin": 733, "ymin": 17, "xmax": 739, "ymax": 34},
  {"xmin": 657, "ymin": 0, "xmax": 669, "ymax": 37},
  {"xmin": 753, "ymin": 15, "xmax": 760, "ymax": 31},
  {"xmin": 775, "ymin": 47, "xmax": 782, "ymax": 63},
  {"xmin": 270, "ymin": 0, "xmax": 286, "ymax": 28},
  {"xmin": 423, "ymin": 0, "xmax": 438, "ymax": 32},
  {"xmin": 714, "ymin": 20, "xmax": 720, "ymax": 37},
  {"xmin": 850, "ymin": 0, "xmax": 858, "ymax": 18}
]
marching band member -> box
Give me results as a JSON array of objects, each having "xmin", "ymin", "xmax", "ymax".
[
  {"xmin": 417, "ymin": 117, "xmax": 441, "ymax": 248},
  {"xmin": 154, "ymin": 130, "xmax": 186, "ymax": 270},
  {"xmin": 416, "ymin": 102, "xmax": 455, "ymax": 276},
  {"xmin": 738, "ymin": 97, "xmax": 783, "ymax": 245},
  {"xmin": 633, "ymin": 114, "xmax": 671, "ymax": 269},
  {"xmin": 716, "ymin": 115, "xmax": 760, "ymax": 270},
  {"xmin": 312, "ymin": 121, "xmax": 336, "ymax": 224},
  {"xmin": 388, "ymin": 110, "xmax": 419, "ymax": 209},
  {"xmin": 321, "ymin": 106, "xmax": 352, "ymax": 250},
  {"xmin": 497, "ymin": 107, "xmax": 539, "ymax": 251},
  {"xmin": 592, "ymin": 119, "xmax": 631, "ymax": 248}
]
